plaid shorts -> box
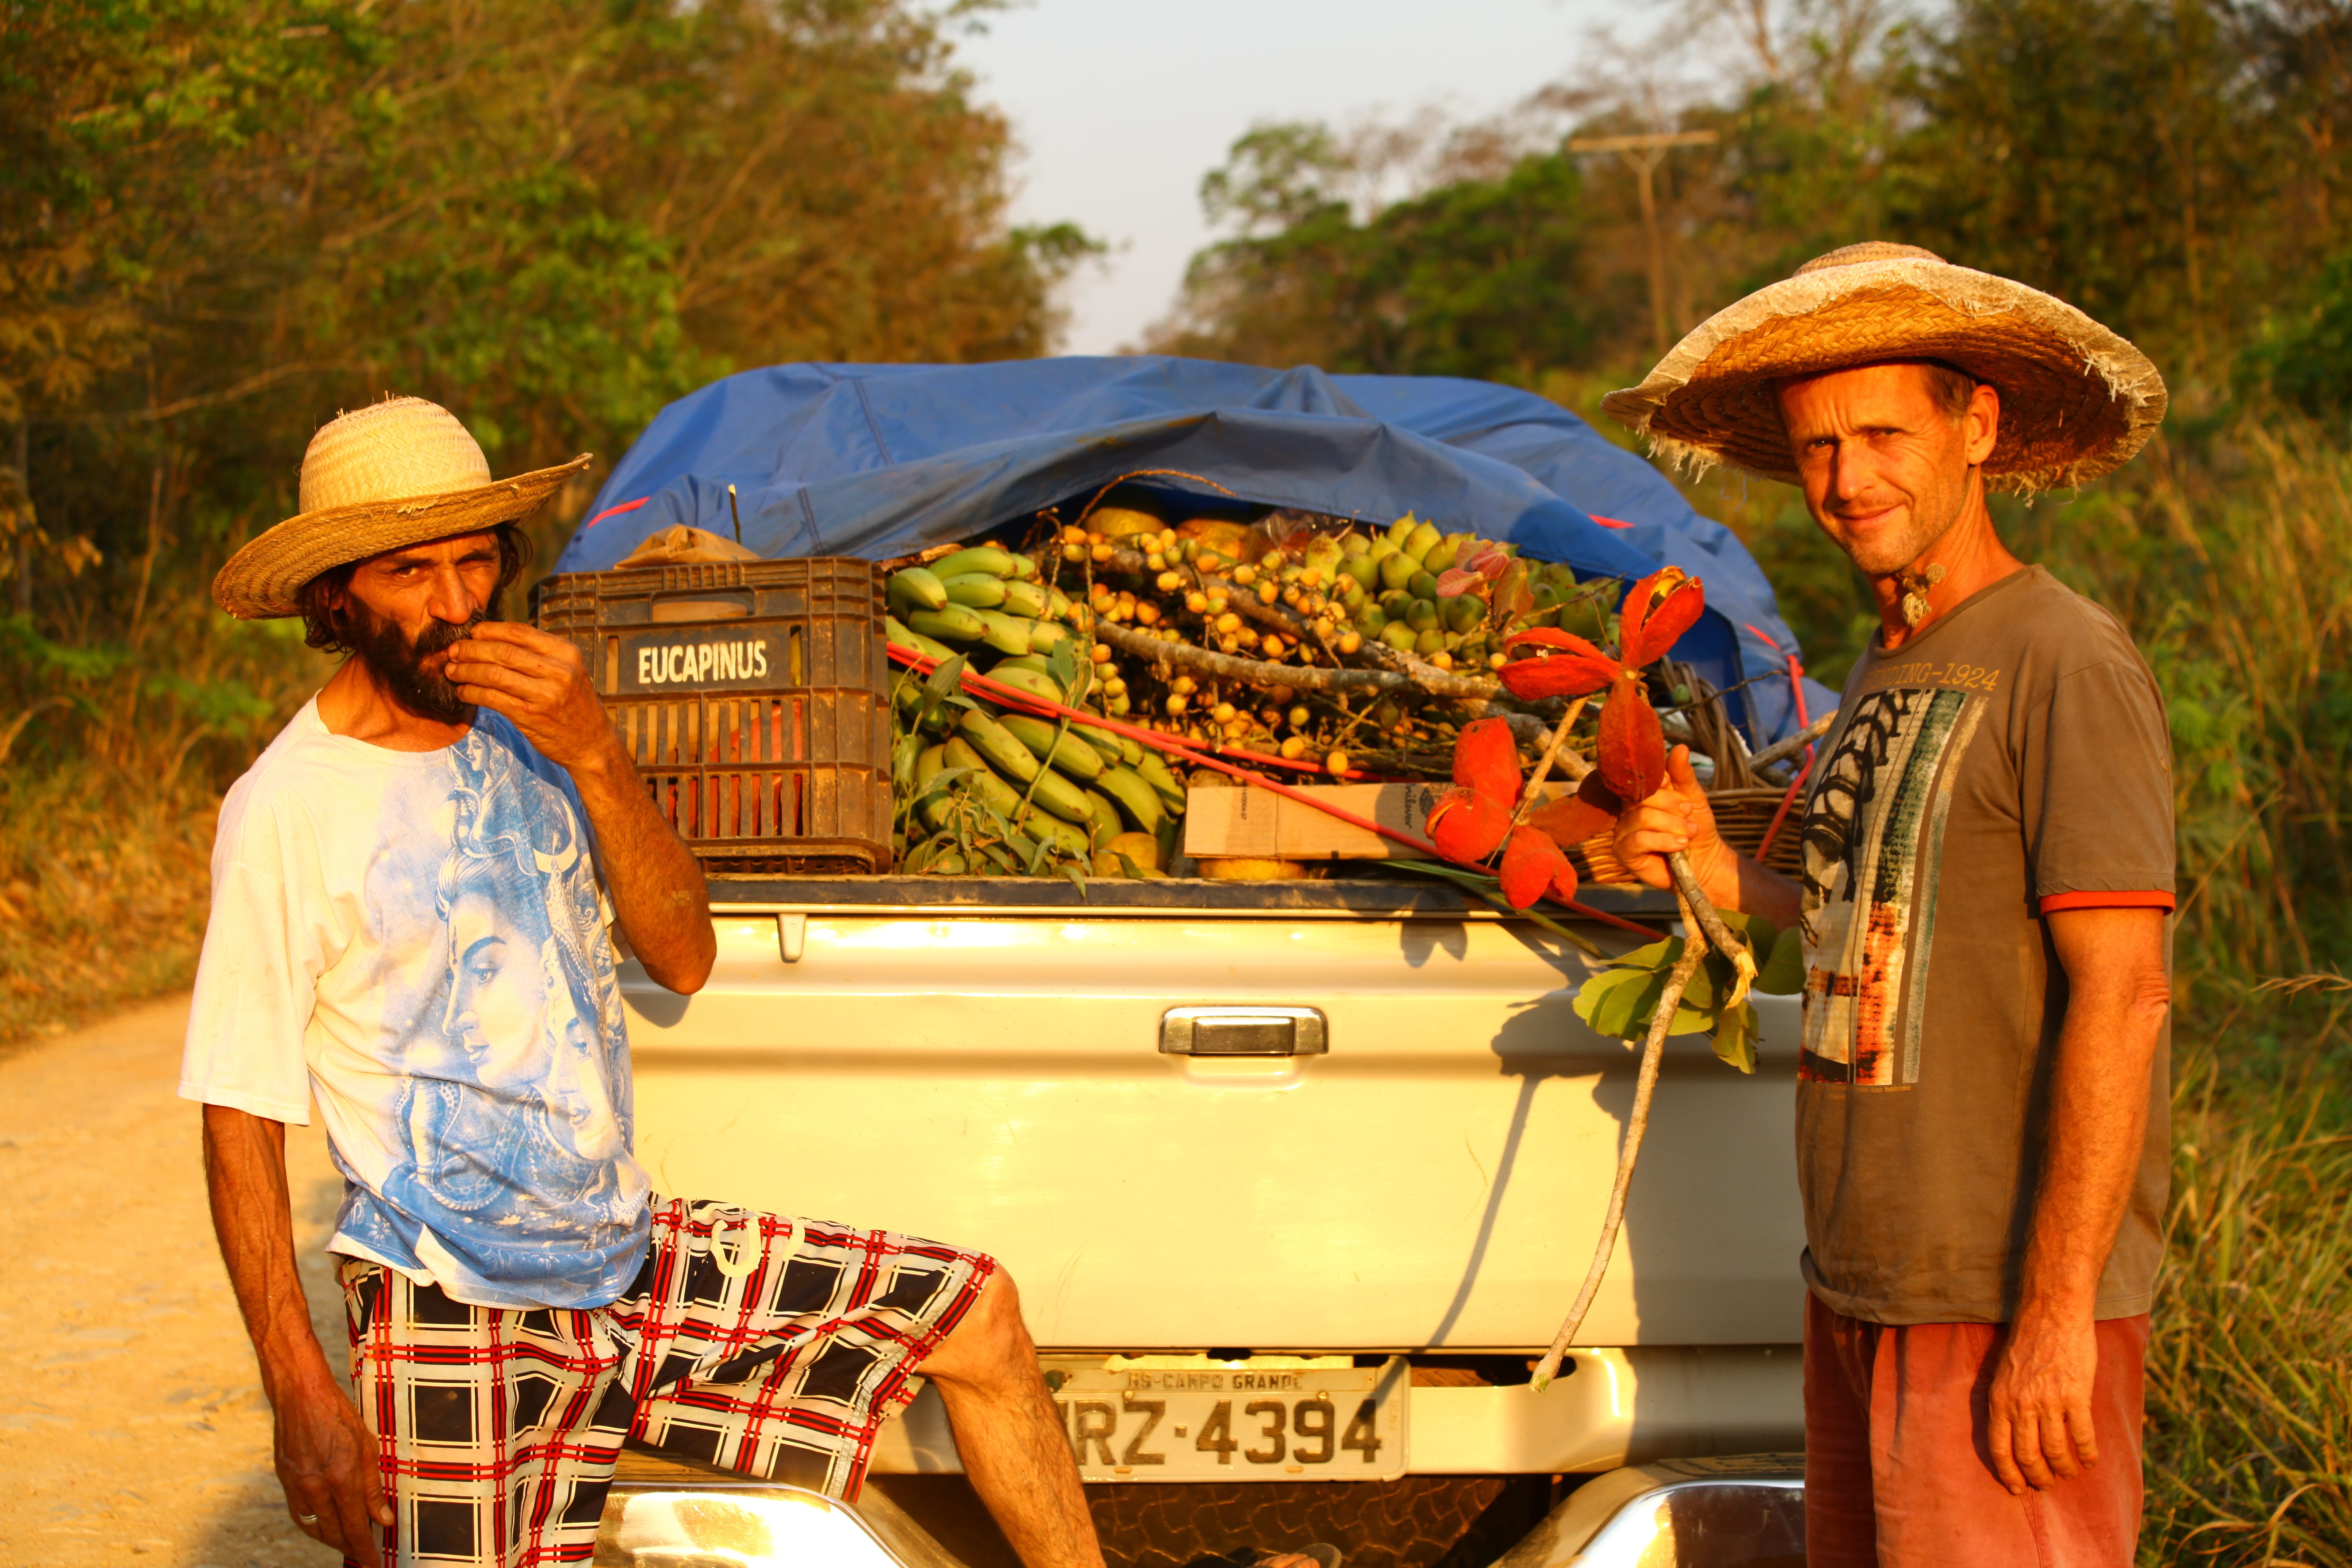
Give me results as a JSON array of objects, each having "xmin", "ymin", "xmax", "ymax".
[{"xmin": 337, "ymin": 1194, "xmax": 995, "ymax": 1568}]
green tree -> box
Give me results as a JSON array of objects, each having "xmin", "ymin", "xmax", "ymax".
[{"xmin": 1156, "ymin": 128, "xmax": 1597, "ymax": 382}]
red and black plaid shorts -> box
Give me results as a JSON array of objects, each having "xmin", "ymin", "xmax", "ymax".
[{"xmin": 338, "ymin": 1194, "xmax": 995, "ymax": 1567}]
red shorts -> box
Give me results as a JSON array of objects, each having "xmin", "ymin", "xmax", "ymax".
[{"xmin": 1804, "ymin": 1292, "xmax": 2148, "ymax": 1568}]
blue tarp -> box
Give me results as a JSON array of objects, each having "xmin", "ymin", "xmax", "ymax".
[{"xmin": 557, "ymin": 356, "xmax": 1837, "ymax": 743}]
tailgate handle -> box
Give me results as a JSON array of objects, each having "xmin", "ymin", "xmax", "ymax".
[{"xmin": 1160, "ymin": 1006, "xmax": 1327, "ymax": 1057}]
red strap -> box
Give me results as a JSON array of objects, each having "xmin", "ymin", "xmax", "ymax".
[
  {"xmin": 887, "ymin": 643, "xmax": 1656, "ymax": 936},
  {"xmin": 2039, "ymin": 890, "xmax": 2176, "ymax": 914},
  {"xmin": 583, "ymin": 496, "xmax": 650, "ymax": 529}
]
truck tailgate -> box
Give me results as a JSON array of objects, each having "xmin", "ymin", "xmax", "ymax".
[{"xmin": 620, "ymin": 896, "xmax": 1804, "ymax": 1350}]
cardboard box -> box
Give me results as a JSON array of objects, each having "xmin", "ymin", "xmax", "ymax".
[{"xmin": 1183, "ymin": 780, "xmax": 1573, "ymax": 862}]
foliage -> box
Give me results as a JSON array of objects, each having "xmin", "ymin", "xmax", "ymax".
[
  {"xmin": 0, "ymin": 0, "xmax": 1092, "ymax": 1039},
  {"xmin": 1574, "ymin": 911, "xmax": 1805, "ymax": 1071},
  {"xmin": 1158, "ymin": 136, "xmax": 1597, "ymax": 379},
  {"xmin": 1154, "ymin": 0, "xmax": 2352, "ymax": 409}
]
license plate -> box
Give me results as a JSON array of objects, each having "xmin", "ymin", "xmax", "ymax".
[{"xmin": 1045, "ymin": 1359, "xmax": 1408, "ymax": 1483}]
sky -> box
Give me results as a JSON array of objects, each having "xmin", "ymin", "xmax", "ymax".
[{"xmin": 954, "ymin": 0, "xmax": 1624, "ymax": 356}]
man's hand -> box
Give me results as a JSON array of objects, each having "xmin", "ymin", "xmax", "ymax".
[
  {"xmin": 445, "ymin": 622, "xmax": 625, "ymax": 779},
  {"xmin": 274, "ymin": 1368, "xmax": 392, "ymax": 1562},
  {"xmin": 1613, "ymin": 745, "xmax": 1736, "ymax": 903},
  {"xmin": 445, "ymin": 622, "xmax": 714, "ymax": 991},
  {"xmin": 1611, "ymin": 745, "xmax": 1805, "ymax": 926},
  {"xmin": 1985, "ymin": 1308, "xmax": 2101, "ymax": 1494}
]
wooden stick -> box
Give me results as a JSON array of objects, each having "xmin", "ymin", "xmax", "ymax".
[
  {"xmin": 1668, "ymin": 850, "xmax": 1757, "ymax": 1006},
  {"xmin": 1747, "ymin": 712, "xmax": 1834, "ymax": 772},
  {"xmin": 1509, "ymin": 697, "xmax": 1592, "ymax": 829},
  {"xmin": 1091, "ymin": 619, "xmax": 1559, "ymax": 748},
  {"xmin": 1093, "ymin": 618, "xmax": 1407, "ymax": 695},
  {"xmin": 1091, "ymin": 541, "xmax": 1524, "ymax": 704},
  {"xmin": 1530, "ymin": 892, "xmax": 1709, "ymax": 1391}
]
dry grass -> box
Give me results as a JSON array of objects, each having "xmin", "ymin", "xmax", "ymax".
[
  {"xmin": 2150, "ymin": 1015, "xmax": 2352, "ymax": 1566},
  {"xmin": 0, "ymin": 601, "xmax": 325, "ymax": 1053}
]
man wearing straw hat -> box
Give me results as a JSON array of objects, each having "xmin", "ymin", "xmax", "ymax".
[
  {"xmin": 180, "ymin": 398, "xmax": 1110, "ymax": 1568},
  {"xmin": 1604, "ymin": 245, "xmax": 2176, "ymax": 1566}
]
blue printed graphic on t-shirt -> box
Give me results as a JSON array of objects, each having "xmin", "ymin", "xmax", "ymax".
[{"xmin": 329, "ymin": 714, "xmax": 650, "ymax": 1308}]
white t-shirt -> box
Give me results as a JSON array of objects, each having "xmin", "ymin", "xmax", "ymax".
[{"xmin": 180, "ymin": 699, "xmax": 652, "ymax": 1310}]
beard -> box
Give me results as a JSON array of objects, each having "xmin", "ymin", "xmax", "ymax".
[{"xmin": 347, "ymin": 600, "xmax": 490, "ymax": 723}]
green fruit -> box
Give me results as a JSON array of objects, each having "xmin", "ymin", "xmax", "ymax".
[
  {"xmin": 1133, "ymin": 751, "xmax": 1186, "ymax": 815},
  {"xmin": 1342, "ymin": 533, "xmax": 1372, "ymax": 557},
  {"xmin": 1357, "ymin": 605, "xmax": 1389, "ymax": 636},
  {"xmin": 959, "ymin": 709, "xmax": 1043, "ymax": 784},
  {"xmin": 1421, "ymin": 535, "xmax": 1463, "ymax": 574},
  {"xmin": 1073, "ymin": 724, "xmax": 1125, "ymax": 765},
  {"xmin": 1336, "ymin": 573, "xmax": 1367, "ymax": 606},
  {"xmin": 1000, "ymin": 579, "xmax": 1048, "ymax": 618},
  {"xmin": 1026, "ymin": 619, "xmax": 1072, "ymax": 653},
  {"xmin": 1386, "ymin": 516, "xmax": 1419, "ymax": 547},
  {"xmin": 1380, "ymin": 621, "xmax": 1420, "ymax": 652},
  {"xmin": 985, "ymin": 665, "xmax": 1068, "ymax": 706},
  {"xmin": 971, "ymin": 609, "xmax": 1035, "ymax": 656},
  {"xmin": 957, "ymin": 712, "xmax": 1090, "ymax": 823},
  {"xmin": 1405, "ymin": 598, "xmax": 1441, "ymax": 632},
  {"xmin": 928, "ymin": 546, "xmax": 1019, "ymax": 580},
  {"xmin": 1404, "ymin": 521, "xmax": 1444, "ymax": 562},
  {"xmin": 941, "ymin": 572, "xmax": 1009, "ymax": 609},
  {"xmin": 906, "ymin": 604, "xmax": 986, "ymax": 643},
  {"xmin": 1530, "ymin": 581, "xmax": 1563, "ymax": 611},
  {"xmin": 1027, "ymin": 812, "xmax": 1091, "ymax": 858},
  {"xmin": 1407, "ymin": 570, "xmax": 1440, "ymax": 601},
  {"xmin": 1079, "ymin": 789, "xmax": 1122, "ymax": 847},
  {"xmin": 1444, "ymin": 593, "xmax": 1487, "ymax": 633},
  {"xmin": 1416, "ymin": 627, "xmax": 1449, "ymax": 656},
  {"xmin": 1096, "ymin": 765, "xmax": 1166, "ymax": 833},
  {"xmin": 892, "ymin": 732, "xmax": 921, "ymax": 794},
  {"xmin": 914, "ymin": 741, "xmax": 952, "ymax": 829},
  {"xmin": 942, "ymin": 737, "xmax": 1024, "ymax": 817},
  {"xmin": 999, "ymin": 713, "xmax": 1107, "ymax": 782},
  {"xmin": 888, "ymin": 567, "xmax": 948, "ymax": 613},
  {"xmin": 887, "ymin": 614, "xmax": 957, "ymax": 663},
  {"xmin": 1008, "ymin": 552, "xmax": 1041, "ymax": 580},
  {"xmin": 1338, "ymin": 554, "xmax": 1380, "ymax": 592},
  {"xmin": 1378, "ymin": 552, "xmax": 1418, "ymax": 591}
]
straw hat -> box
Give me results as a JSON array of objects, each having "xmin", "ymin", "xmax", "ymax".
[
  {"xmin": 1599, "ymin": 242, "xmax": 2168, "ymax": 492},
  {"xmin": 212, "ymin": 397, "xmax": 590, "ymax": 618}
]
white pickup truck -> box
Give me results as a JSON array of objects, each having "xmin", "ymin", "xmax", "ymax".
[{"xmin": 598, "ymin": 870, "xmax": 1810, "ymax": 1568}]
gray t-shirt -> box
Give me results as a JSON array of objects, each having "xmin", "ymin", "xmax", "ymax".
[{"xmin": 1795, "ymin": 566, "xmax": 2174, "ymax": 1325}]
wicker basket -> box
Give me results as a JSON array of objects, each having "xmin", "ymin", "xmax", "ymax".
[
  {"xmin": 533, "ymin": 559, "xmax": 893, "ymax": 874},
  {"xmin": 1569, "ymin": 783, "xmax": 1805, "ymax": 886}
]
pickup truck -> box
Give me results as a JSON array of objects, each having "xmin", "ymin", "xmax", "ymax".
[{"xmin": 596, "ymin": 870, "xmax": 1810, "ymax": 1568}]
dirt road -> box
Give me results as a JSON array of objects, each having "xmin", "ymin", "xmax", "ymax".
[{"xmin": 0, "ymin": 995, "xmax": 345, "ymax": 1568}]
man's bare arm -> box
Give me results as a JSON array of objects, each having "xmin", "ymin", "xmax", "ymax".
[
  {"xmin": 445, "ymin": 620, "xmax": 715, "ymax": 993},
  {"xmin": 203, "ymin": 1104, "xmax": 390, "ymax": 1563},
  {"xmin": 1985, "ymin": 905, "xmax": 2170, "ymax": 1494}
]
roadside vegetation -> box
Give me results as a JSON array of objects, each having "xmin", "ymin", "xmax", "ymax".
[{"xmin": 4, "ymin": 0, "xmax": 2348, "ymax": 1559}]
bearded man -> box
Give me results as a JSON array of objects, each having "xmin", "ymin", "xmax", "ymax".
[
  {"xmin": 1600, "ymin": 245, "xmax": 2177, "ymax": 1567},
  {"xmin": 181, "ymin": 397, "xmax": 1109, "ymax": 1568}
]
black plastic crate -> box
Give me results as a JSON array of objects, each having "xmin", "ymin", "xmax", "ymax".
[{"xmin": 533, "ymin": 559, "xmax": 892, "ymax": 874}]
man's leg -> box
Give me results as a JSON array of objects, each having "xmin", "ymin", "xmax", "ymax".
[
  {"xmin": 1804, "ymin": 1291, "xmax": 1885, "ymax": 1568},
  {"xmin": 1858, "ymin": 1311, "xmax": 2147, "ymax": 1568},
  {"xmin": 916, "ymin": 1270, "xmax": 1105, "ymax": 1568},
  {"xmin": 342, "ymin": 1258, "xmax": 629, "ymax": 1568}
]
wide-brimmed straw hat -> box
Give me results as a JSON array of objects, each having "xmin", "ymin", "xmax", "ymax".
[
  {"xmin": 212, "ymin": 396, "xmax": 589, "ymax": 619},
  {"xmin": 1599, "ymin": 242, "xmax": 2168, "ymax": 492}
]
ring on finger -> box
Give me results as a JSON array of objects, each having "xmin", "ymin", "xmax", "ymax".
[{"xmin": 296, "ymin": 1513, "xmax": 319, "ymax": 1524}]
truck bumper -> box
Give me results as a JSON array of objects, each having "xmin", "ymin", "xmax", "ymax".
[{"xmin": 869, "ymin": 1346, "xmax": 1803, "ymax": 1477}]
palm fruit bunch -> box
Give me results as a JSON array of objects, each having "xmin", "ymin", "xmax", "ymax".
[
  {"xmin": 884, "ymin": 543, "xmax": 1186, "ymax": 879},
  {"xmin": 1042, "ymin": 503, "xmax": 1609, "ymax": 778}
]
